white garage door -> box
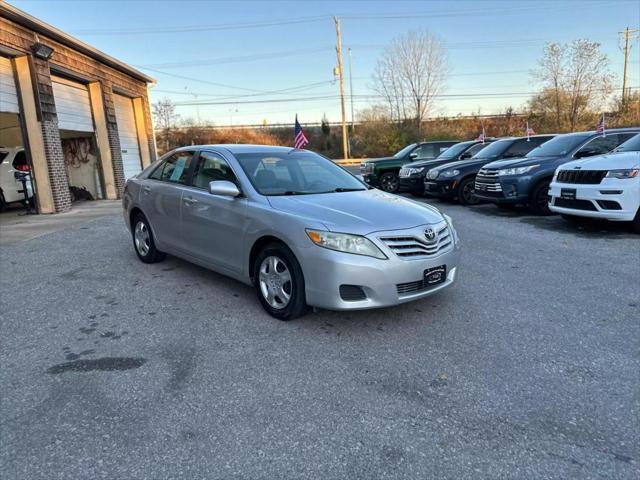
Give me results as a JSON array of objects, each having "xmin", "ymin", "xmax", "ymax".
[
  {"xmin": 51, "ymin": 76, "xmax": 94, "ymax": 132},
  {"xmin": 0, "ymin": 56, "xmax": 19, "ymax": 114},
  {"xmin": 113, "ymin": 94, "xmax": 142, "ymax": 179}
]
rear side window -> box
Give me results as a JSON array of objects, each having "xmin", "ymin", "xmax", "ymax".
[
  {"xmin": 0, "ymin": 152, "xmax": 8, "ymax": 165},
  {"xmin": 150, "ymin": 151, "xmax": 194, "ymax": 184}
]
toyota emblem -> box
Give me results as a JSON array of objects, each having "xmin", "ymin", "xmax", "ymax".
[{"xmin": 424, "ymin": 228, "xmax": 436, "ymax": 241}]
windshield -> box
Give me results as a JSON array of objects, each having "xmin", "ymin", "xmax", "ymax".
[
  {"xmin": 613, "ymin": 133, "xmax": 640, "ymax": 152},
  {"xmin": 471, "ymin": 140, "xmax": 512, "ymax": 160},
  {"xmin": 437, "ymin": 141, "xmax": 475, "ymax": 160},
  {"xmin": 394, "ymin": 144, "xmax": 417, "ymax": 158},
  {"xmin": 235, "ymin": 151, "xmax": 367, "ymax": 196},
  {"xmin": 525, "ymin": 133, "xmax": 591, "ymax": 157}
]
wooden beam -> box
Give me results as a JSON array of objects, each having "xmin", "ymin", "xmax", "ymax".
[
  {"xmin": 88, "ymin": 82, "xmax": 117, "ymax": 199},
  {"xmin": 132, "ymin": 97, "xmax": 151, "ymax": 168}
]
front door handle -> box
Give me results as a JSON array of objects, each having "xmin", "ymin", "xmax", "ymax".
[
  {"xmin": 183, "ymin": 196, "xmax": 198, "ymax": 206},
  {"xmin": 142, "ymin": 186, "xmax": 151, "ymax": 194}
]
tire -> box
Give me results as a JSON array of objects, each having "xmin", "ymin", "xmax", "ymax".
[
  {"xmin": 0, "ymin": 191, "xmax": 6, "ymax": 212},
  {"xmin": 631, "ymin": 209, "xmax": 640, "ymax": 234},
  {"xmin": 457, "ymin": 177, "xmax": 480, "ymax": 206},
  {"xmin": 254, "ymin": 242, "xmax": 307, "ymax": 320},
  {"xmin": 132, "ymin": 213, "xmax": 166, "ymax": 263},
  {"xmin": 528, "ymin": 180, "xmax": 552, "ymax": 215},
  {"xmin": 379, "ymin": 172, "xmax": 400, "ymax": 193}
]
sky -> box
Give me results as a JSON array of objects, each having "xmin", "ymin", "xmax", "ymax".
[{"xmin": 10, "ymin": 0, "xmax": 640, "ymax": 126}]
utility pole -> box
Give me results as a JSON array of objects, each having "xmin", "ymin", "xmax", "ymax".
[
  {"xmin": 620, "ymin": 27, "xmax": 639, "ymax": 102},
  {"xmin": 348, "ymin": 48, "xmax": 355, "ymax": 157},
  {"xmin": 334, "ymin": 16, "xmax": 348, "ymax": 161}
]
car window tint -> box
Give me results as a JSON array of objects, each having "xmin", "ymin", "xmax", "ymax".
[
  {"xmin": 577, "ymin": 136, "xmax": 622, "ymax": 155},
  {"xmin": 192, "ymin": 151, "xmax": 237, "ymax": 189},
  {"xmin": 0, "ymin": 152, "xmax": 8, "ymax": 164},
  {"xmin": 503, "ymin": 139, "xmax": 540, "ymax": 158},
  {"xmin": 12, "ymin": 150, "xmax": 27, "ymax": 168},
  {"xmin": 466, "ymin": 143, "xmax": 487, "ymax": 156},
  {"xmin": 150, "ymin": 151, "xmax": 194, "ymax": 183},
  {"xmin": 414, "ymin": 144, "xmax": 436, "ymax": 159}
]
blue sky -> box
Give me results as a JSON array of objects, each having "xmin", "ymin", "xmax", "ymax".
[{"xmin": 11, "ymin": 0, "xmax": 640, "ymax": 126}]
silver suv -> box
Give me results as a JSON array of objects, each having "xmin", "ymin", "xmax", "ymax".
[{"xmin": 123, "ymin": 145, "xmax": 460, "ymax": 320}]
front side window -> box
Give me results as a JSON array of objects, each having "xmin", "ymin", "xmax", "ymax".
[
  {"xmin": 614, "ymin": 133, "xmax": 640, "ymax": 152},
  {"xmin": 192, "ymin": 151, "xmax": 237, "ymax": 189},
  {"xmin": 576, "ymin": 135, "xmax": 626, "ymax": 157},
  {"xmin": 438, "ymin": 142, "xmax": 474, "ymax": 160},
  {"xmin": 466, "ymin": 142, "xmax": 489, "ymax": 157},
  {"xmin": 526, "ymin": 133, "xmax": 591, "ymax": 157},
  {"xmin": 503, "ymin": 138, "xmax": 547, "ymax": 159},
  {"xmin": 413, "ymin": 144, "xmax": 437, "ymax": 159},
  {"xmin": 235, "ymin": 151, "xmax": 366, "ymax": 195},
  {"xmin": 471, "ymin": 140, "xmax": 511, "ymax": 160},
  {"xmin": 150, "ymin": 151, "xmax": 194, "ymax": 184},
  {"xmin": 394, "ymin": 144, "xmax": 417, "ymax": 158}
]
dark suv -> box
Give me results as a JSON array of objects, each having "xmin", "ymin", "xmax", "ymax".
[
  {"xmin": 424, "ymin": 135, "xmax": 555, "ymax": 205},
  {"xmin": 360, "ymin": 141, "xmax": 458, "ymax": 193},
  {"xmin": 399, "ymin": 140, "xmax": 492, "ymax": 195},
  {"xmin": 474, "ymin": 128, "xmax": 640, "ymax": 214}
]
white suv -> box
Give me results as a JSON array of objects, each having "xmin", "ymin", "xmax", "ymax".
[
  {"xmin": 0, "ymin": 147, "xmax": 34, "ymax": 210},
  {"xmin": 549, "ymin": 134, "xmax": 640, "ymax": 232}
]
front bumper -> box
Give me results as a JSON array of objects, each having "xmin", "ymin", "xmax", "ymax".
[
  {"xmin": 299, "ymin": 224, "xmax": 461, "ymax": 310},
  {"xmin": 474, "ymin": 175, "xmax": 532, "ymax": 203},
  {"xmin": 424, "ymin": 179, "xmax": 456, "ymax": 198},
  {"xmin": 399, "ymin": 175, "xmax": 425, "ymax": 193},
  {"xmin": 548, "ymin": 179, "xmax": 639, "ymax": 221}
]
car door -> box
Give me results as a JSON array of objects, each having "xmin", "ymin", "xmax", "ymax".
[
  {"xmin": 139, "ymin": 150, "xmax": 195, "ymax": 252},
  {"xmin": 180, "ymin": 150, "xmax": 247, "ymax": 273}
]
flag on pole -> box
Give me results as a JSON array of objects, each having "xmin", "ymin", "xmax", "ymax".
[
  {"xmin": 596, "ymin": 113, "xmax": 605, "ymax": 137},
  {"xmin": 294, "ymin": 115, "xmax": 310, "ymax": 149},
  {"xmin": 526, "ymin": 122, "xmax": 535, "ymax": 141},
  {"xmin": 477, "ymin": 126, "xmax": 486, "ymax": 144}
]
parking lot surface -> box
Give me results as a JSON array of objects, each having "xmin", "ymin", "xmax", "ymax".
[{"xmin": 1, "ymin": 197, "xmax": 638, "ymax": 479}]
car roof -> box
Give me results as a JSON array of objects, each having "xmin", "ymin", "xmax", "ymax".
[{"xmin": 176, "ymin": 144, "xmax": 298, "ymax": 154}]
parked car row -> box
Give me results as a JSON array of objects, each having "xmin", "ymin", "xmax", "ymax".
[{"xmin": 361, "ymin": 128, "xmax": 640, "ymax": 231}]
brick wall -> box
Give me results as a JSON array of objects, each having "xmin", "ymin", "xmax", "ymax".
[
  {"xmin": 0, "ymin": 15, "xmax": 156, "ymax": 209},
  {"xmin": 41, "ymin": 119, "xmax": 72, "ymax": 211}
]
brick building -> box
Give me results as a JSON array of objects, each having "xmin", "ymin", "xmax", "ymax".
[{"xmin": 0, "ymin": 3, "xmax": 156, "ymax": 213}]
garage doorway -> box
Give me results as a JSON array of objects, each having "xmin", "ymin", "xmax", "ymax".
[
  {"xmin": 0, "ymin": 56, "xmax": 34, "ymax": 213},
  {"xmin": 113, "ymin": 94, "xmax": 143, "ymax": 179},
  {"xmin": 51, "ymin": 75, "xmax": 105, "ymax": 202}
]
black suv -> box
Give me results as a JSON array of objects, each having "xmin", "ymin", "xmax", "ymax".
[
  {"xmin": 424, "ymin": 135, "xmax": 555, "ymax": 205},
  {"xmin": 399, "ymin": 140, "xmax": 493, "ymax": 195}
]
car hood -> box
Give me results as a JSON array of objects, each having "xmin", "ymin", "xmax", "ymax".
[
  {"xmin": 267, "ymin": 189, "xmax": 445, "ymax": 235},
  {"xmin": 482, "ymin": 156, "xmax": 556, "ymax": 169},
  {"xmin": 558, "ymin": 151, "xmax": 640, "ymax": 170},
  {"xmin": 363, "ymin": 156, "xmax": 396, "ymax": 164},
  {"xmin": 403, "ymin": 158, "xmax": 451, "ymax": 169}
]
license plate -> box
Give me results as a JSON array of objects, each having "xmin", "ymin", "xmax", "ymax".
[
  {"xmin": 424, "ymin": 265, "xmax": 447, "ymax": 286},
  {"xmin": 561, "ymin": 188, "xmax": 576, "ymax": 200}
]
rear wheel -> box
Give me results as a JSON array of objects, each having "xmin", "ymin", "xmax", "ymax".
[
  {"xmin": 529, "ymin": 180, "xmax": 552, "ymax": 215},
  {"xmin": 458, "ymin": 177, "xmax": 480, "ymax": 205},
  {"xmin": 631, "ymin": 209, "xmax": 640, "ymax": 234},
  {"xmin": 379, "ymin": 172, "xmax": 400, "ymax": 193},
  {"xmin": 254, "ymin": 243, "xmax": 307, "ymax": 320},
  {"xmin": 132, "ymin": 213, "xmax": 166, "ymax": 263},
  {"xmin": 0, "ymin": 191, "xmax": 6, "ymax": 212}
]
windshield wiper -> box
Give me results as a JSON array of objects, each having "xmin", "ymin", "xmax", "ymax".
[{"xmin": 333, "ymin": 187, "xmax": 367, "ymax": 192}]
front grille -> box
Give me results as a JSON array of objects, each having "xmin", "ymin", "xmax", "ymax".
[
  {"xmin": 556, "ymin": 170, "xmax": 607, "ymax": 184},
  {"xmin": 339, "ymin": 284, "xmax": 367, "ymax": 301},
  {"xmin": 475, "ymin": 168, "xmax": 502, "ymax": 192},
  {"xmin": 396, "ymin": 279, "xmax": 442, "ymax": 295},
  {"xmin": 553, "ymin": 197, "xmax": 597, "ymax": 211},
  {"xmin": 379, "ymin": 224, "xmax": 451, "ymax": 259}
]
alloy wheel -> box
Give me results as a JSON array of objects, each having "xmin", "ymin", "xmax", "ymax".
[
  {"xmin": 134, "ymin": 221, "xmax": 150, "ymax": 256},
  {"xmin": 258, "ymin": 256, "xmax": 292, "ymax": 309},
  {"xmin": 380, "ymin": 174, "xmax": 399, "ymax": 192},
  {"xmin": 461, "ymin": 181, "xmax": 478, "ymax": 205}
]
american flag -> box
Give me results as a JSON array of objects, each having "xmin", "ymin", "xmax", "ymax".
[
  {"xmin": 596, "ymin": 113, "xmax": 605, "ymax": 136},
  {"xmin": 294, "ymin": 115, "xmax": 310, "ymax": 149},
  {"xmin": 477, "ymin": 127, "xmax": 486, "ymax": 143},
  {"xmin": 526, "ymin": 122, "xmax": 535, "ymax": 141}
]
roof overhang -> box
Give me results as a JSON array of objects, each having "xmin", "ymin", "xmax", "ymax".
[{"xmin": 0, "ymin": 2, "xmax": 155, "ymax": 84}]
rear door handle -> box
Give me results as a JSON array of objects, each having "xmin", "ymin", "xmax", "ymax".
[{"xmin": 183, "ymin": 196, "xmax": 198, "ymax": 205}]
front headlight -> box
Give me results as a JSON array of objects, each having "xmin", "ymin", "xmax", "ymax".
[
  {"xmin": 441, "ymin": 169, "xmax": 460, "ymax": 177},
  {"xmin": 442, "ymin": 213, "xmax": 460, "ymax": 245},
  {"xmin": 606, "ymin": 168, "xmax": 639, "ymax": 179},
  {"xmin": 306, "ymin": 229, "xmax": 387, "ymax": 259},
  {"xmin": 497, "ymin": 164, "xmax": 540, "ymax": 176},
  {"xmin": 427, "ymin": 170, "xmax": 440, "ymax": 180}
]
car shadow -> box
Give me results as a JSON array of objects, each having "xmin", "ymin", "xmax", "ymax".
[{"xmin": 469, "ymin": 203, "xmax": 637, "ymax": 239}]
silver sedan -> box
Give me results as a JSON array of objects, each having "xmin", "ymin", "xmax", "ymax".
[{"xmin": 123, "ymin": 145, "xmax": 460, "ymax": 320}]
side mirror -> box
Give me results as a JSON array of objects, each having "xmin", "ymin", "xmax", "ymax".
[
  {"xmin": 209, "ymin": 180, "xmax": 240, "ymax": 197},
  {"xmin": 409, "ymin": 152, "xmax": 418, "ymax": 159}
]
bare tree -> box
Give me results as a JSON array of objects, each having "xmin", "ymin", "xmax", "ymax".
[
  {"xmin": 152, "ymin": 98, "xmax": 180, "ymax": 151},
  {"xmin": 372, "ymin": 31, "xmax": 449, "ymax": 132},
  {"xmin": 533, "ymin": 39, "xmax": 614, "ymax": 131}
]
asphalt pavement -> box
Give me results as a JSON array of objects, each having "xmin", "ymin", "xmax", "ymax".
[{"xmin": 1, "ymin": 196, "xmax": 638, "ymax": 479}]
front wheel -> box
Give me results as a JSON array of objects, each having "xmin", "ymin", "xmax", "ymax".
[
  {"xmin": 254, "ymin": 243, "xmax": 307, "ymax": 320},
  {"xmin": 529, "ymin": 180, "xmax": 552, "ymax": 215},
  {"xmin": 631, "ymin": 208, "xmax": 640, "ymax": 234},
  {"xmin": 379, "ymin": 172, "xmax": 400, "ymax": 193},
  {"xmin": 132, "ymin": 214, "xmax": 166, "ymax": 263},
  {"xmin": 458, "ymin": 177, "xmax": 480, "ymax": 205}
]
